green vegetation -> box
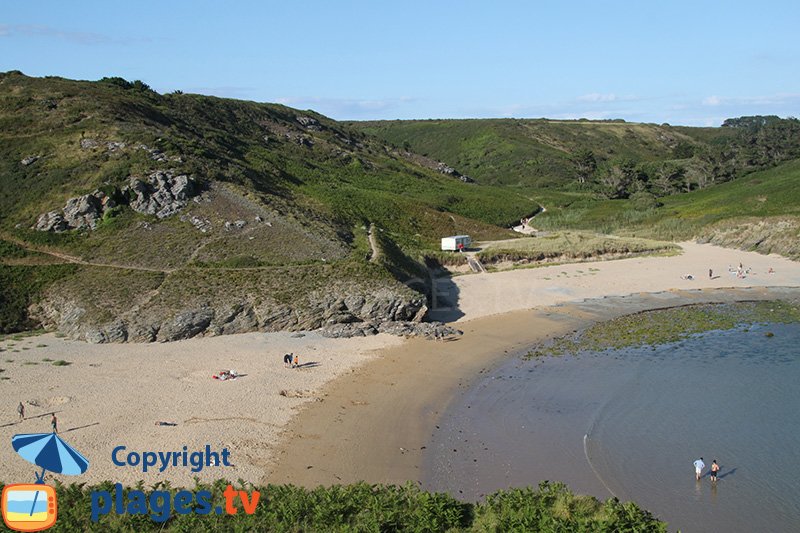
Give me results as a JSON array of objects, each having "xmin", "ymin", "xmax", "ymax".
[
  {"xmin": 356, "ymin": 116, "xmax": 800, "ymax": 258},
  {"xmin": 534, "ymin": 159, "xmax": 800, "ymax": 252},
  {"xmin": 3, "ymin": 71, "xmax": 800, "ymax": 336},
  {"xmin": 355, "ymin": 116, "xmax": 800, "ymax": 199},
  {"xmin": 0, "ymin": 264, "xmax": 78, "ymax": 333},
  {"xmin": 528, "ymin": 300, "xmax": 800, "ymax": 357},
  {"xmin": 0, "ymin": 481, "xmax": 665, "ymax": 532},
  {"xmin": 51, "ymin": 359, "xmax": 71, "ymax": 366},
  {"xmin": 477, "ymin": 231, "xmax": 677, "ymax": 266},
  {"xmin": 353, "ymin": 118, "xmax": 701, "ymax": 190},
  {"xmin": 0, "ymin": 72, "xmax": 538, "ymax": 332}
]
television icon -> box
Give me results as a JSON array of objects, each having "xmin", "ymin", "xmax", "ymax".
[{"xmin": 1, "ymin": 484, "xmax": 57, "ymax": 532}]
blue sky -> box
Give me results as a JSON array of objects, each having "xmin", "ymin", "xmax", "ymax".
[{"xmin": 2, "ymin": 1, "xmax": 798, "ymax": 125}]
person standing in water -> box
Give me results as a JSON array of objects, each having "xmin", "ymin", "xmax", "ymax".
[
  {"xmin": 693, "ymin": 457, "xmax": 705, "ymax": 480},
  {"xmin": 710, "ymin": 460, "xmax": 720, "ymax": 482}
]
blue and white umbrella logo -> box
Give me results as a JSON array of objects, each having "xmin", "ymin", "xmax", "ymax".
[{"xmin": 12, "ymin": 433, "xmax": 90, "ymax": 483}]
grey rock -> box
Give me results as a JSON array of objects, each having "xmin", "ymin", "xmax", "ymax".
[
  {"xmin": 62, "ymin": 194, "xmax": 103, "ymax": 229},
  {"xmin": 21, "ymin": 155, "xmax": 40, "ymax": 166},
  {"xmin": 296, "ymin": 115, "xmax": 321, "ymax": 130},
  {"xmin": 157, "ymin": 308, "xmax": 215, "ymax": 342},
  {"xmin": 437, "ymin": 163, "xmax": 457, "ymax": 175},
  {"xmin": 127, "ymin": 322, "xmax": 159, "ymax": 343},
  {"xmin": 321, "ymin": 320, "xmax": 460, "ymax": 339},
  {"xmin": 258, "ymin": 305, "xmax": 298, "ymax": 331},
  {"xmin": 80, "ymin": 138, "xmax": 99, "ymax": 149},
  {"xmin": 34, "ymin": 172, "xmax": 198, "ymax": 232},
  {"xmin": 225, "ymin": 220, "xmax": 247, "ymax": 230},
  {"xmin": 103, "ymin": 321, "xmax": 128, "ymax": 343},
  {"xmin": 34, "ymin": 211, "xmax": 68, "ymax": 232},
  {"xmin": 126, "ymin": 171, "xmax": 197, "ymax": 219},
  {"xmin": 209, "ymin": 304, "xmax": 258, "ymax": 336},
  {"xmin": 321, "ymin": 322, "xmax": 378, "ymax": 338},
  {"xmin": 85, "ymin": 329, "xmax": 108, "ymax": 344},
  {"xmin": 106, "ymin": 141, "xmax": 126, "ymax": 152}
]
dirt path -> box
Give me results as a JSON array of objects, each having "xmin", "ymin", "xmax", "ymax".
[
  {"xmin": 512, "ymin": 206, "xmax": 546, "ymax": 234},
  {"xmin": 0, "ymin": 232, "xmax": 175, "ymax": 272},
  {"xmin": 367, "ymin": 223, "xmax": 381, "ymax": 263}
]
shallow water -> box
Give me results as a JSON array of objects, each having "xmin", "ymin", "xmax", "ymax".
[{"xmin": 424, "ymin": 322, "xmax": 800, "ymax": 532}]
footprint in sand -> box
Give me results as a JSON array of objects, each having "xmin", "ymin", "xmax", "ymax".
[{"xmin": 27, "ymin": 396, "xmax": 73, "ymax": 408}]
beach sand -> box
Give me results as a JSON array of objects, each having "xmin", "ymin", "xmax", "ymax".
[
  {"xmin": 430, "ymin": 241, "xmax": 800, "ymax": 322},
  {"xmin": 2, "ymin": 242, "xmax": 799, "ymax": 491},
  {"xmin": 266, "ymin": 286, "xmax": 800, "ymax": 489},
  {"xmin": 266, "ymin": 241, "xmax": 800, "ymax": 488},
  {"xmin": 0, "ymin": 331, "xmax": 402, "ymax": 486}
]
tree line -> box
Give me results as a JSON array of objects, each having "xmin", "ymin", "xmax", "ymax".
[{"xmin": 571, "ymin": 115, "xmax": 800, "ymax": 205}]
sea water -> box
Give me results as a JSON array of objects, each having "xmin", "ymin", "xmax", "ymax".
[{"xmin": 424, "ymin": 322, "xmax": 800, "ymax": 532}]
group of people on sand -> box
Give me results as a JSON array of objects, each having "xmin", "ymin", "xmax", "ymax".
[
  {"xmin": 693, "ymin": 457, "xmax": 721, "ymax": 482},
  {"xmin": 283, "ymin": 352, "xmax": 300, "ymax": 368},
  {"xmin": 682, "ymin": 261, "xmax": 776, "ymax": 281}
]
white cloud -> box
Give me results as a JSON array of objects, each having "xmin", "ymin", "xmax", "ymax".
[
  {"xmin": 273, "ymin": 96, "xmax": 416, "ymax": 119},
  {"xmin": 0, "ymin": 24, "xmax": 145, "ymax": 45},
  {"xmin": 577, "ymin": 93, "xmax": 618, "ymax": 103},
  {"xmin": 702, "ymin": 95, "xmax": 722, "ymax": 106}
]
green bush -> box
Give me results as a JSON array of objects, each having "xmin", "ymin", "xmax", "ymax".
[{"xmin": 0, "ymin": 480, "xmax": 664, "ymax": 532}]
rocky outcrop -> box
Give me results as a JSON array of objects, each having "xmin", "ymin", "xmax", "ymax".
[
  {"xmin": 33, "ymin": 171, "xmax": 199, "ymax": 232},
  {"xmin": 126, "ymin": 172, "xmax": 196, "ymax": 218},
  {"xmin": 321, "ymin": 320, "xmax": 461, "ymax": 339},
  {"xmin": 34, "ymin": 192, "xmax": 110, "ymax": 231},
  {"xmin": 436, "ymin": 162, "xmax": 474, "ymax": 183},
  {"xmin": 30, "ymin": 280, "xmax": 433, "ymax": 344},
  {"xmin": 296, "ymin": 115, "xmax": 321, "ymax": 130}
]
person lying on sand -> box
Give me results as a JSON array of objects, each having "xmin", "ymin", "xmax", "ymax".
[
  {"xmin": 681, "ymin": 274, "xmax": 694, "ymax": 280},
  {"xmin": 213, "ymin": 369, "xmax": 239, "ymax": 380},
  {"xmin": 154, "ymin": 421, "xmax": 178, "ymax": 426}
]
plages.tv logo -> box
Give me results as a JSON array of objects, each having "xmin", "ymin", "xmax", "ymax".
[{"xmin": 2, "ymin": 432, "xmax": 89, "ymax": 532}]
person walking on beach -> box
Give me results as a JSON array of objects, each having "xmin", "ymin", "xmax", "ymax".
[
  {"xmin": 710, "ymin": 460, "xmax": 720, "ymax": 482},
  {"xmin": 693, "ymin": 457, "xmax": 705, "ymax": 480},
  {"xmin": 17, "ymin": 402, "xmax": 24, "ymax": 421},
  {"xmin": 293, "ymin": 354, "xmax": 299, "ymax": 369},
  {"xmin": 51, "ymin": 413, "xmax": 58, "ymax": 433},
  {"xmin": 709, "ymin": 268, "xmax": 713, "ymax": 279},
  {"xmin": 283, "ymin": 353, "xmax": 293, "ymax": 368}
]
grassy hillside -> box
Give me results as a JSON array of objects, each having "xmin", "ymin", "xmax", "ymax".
[
  {"xmin": 535, "ymin": 158, "xmax": 800, "ymax": 256},
  {"xmin": 0, "ymin": 72, "xmax": 539, "ymax": 335},
  {"xmin": 352, "ymin": 118, "xmax": 723, "ymax": 189}
]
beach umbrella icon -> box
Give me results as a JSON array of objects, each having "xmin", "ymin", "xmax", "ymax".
[
  {"xmin": 12, "ymin": 433, "xmax": 90, "ymax": 483},
  {"xmin": 10, "ymin": 432, "xmax": 89, "ymax": 519}
]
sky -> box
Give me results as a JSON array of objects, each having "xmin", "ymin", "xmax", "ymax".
[{"xmin": 1, "ymin": 0, "xmax": 799, "ymax": 126}]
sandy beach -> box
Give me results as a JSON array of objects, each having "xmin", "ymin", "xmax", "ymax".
[
  {"xmin": 430, "ymin": 241, "xmax": 800, "ymax": 322},
  {"xmin": 2, "ymin": 242, "xmax": 800, "ymax": 491},
  {"xmin": 267, "ymin": 241, "xmax": 800, "ymax": 488},
  {"xmin": 0, "ymin": 331, "xmax": 403, "ymax": 486}
]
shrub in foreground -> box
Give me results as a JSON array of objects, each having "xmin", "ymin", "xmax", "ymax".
[{"xmin": 0, "ymin": 480, "xmax": 665, "ymax": 532}]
